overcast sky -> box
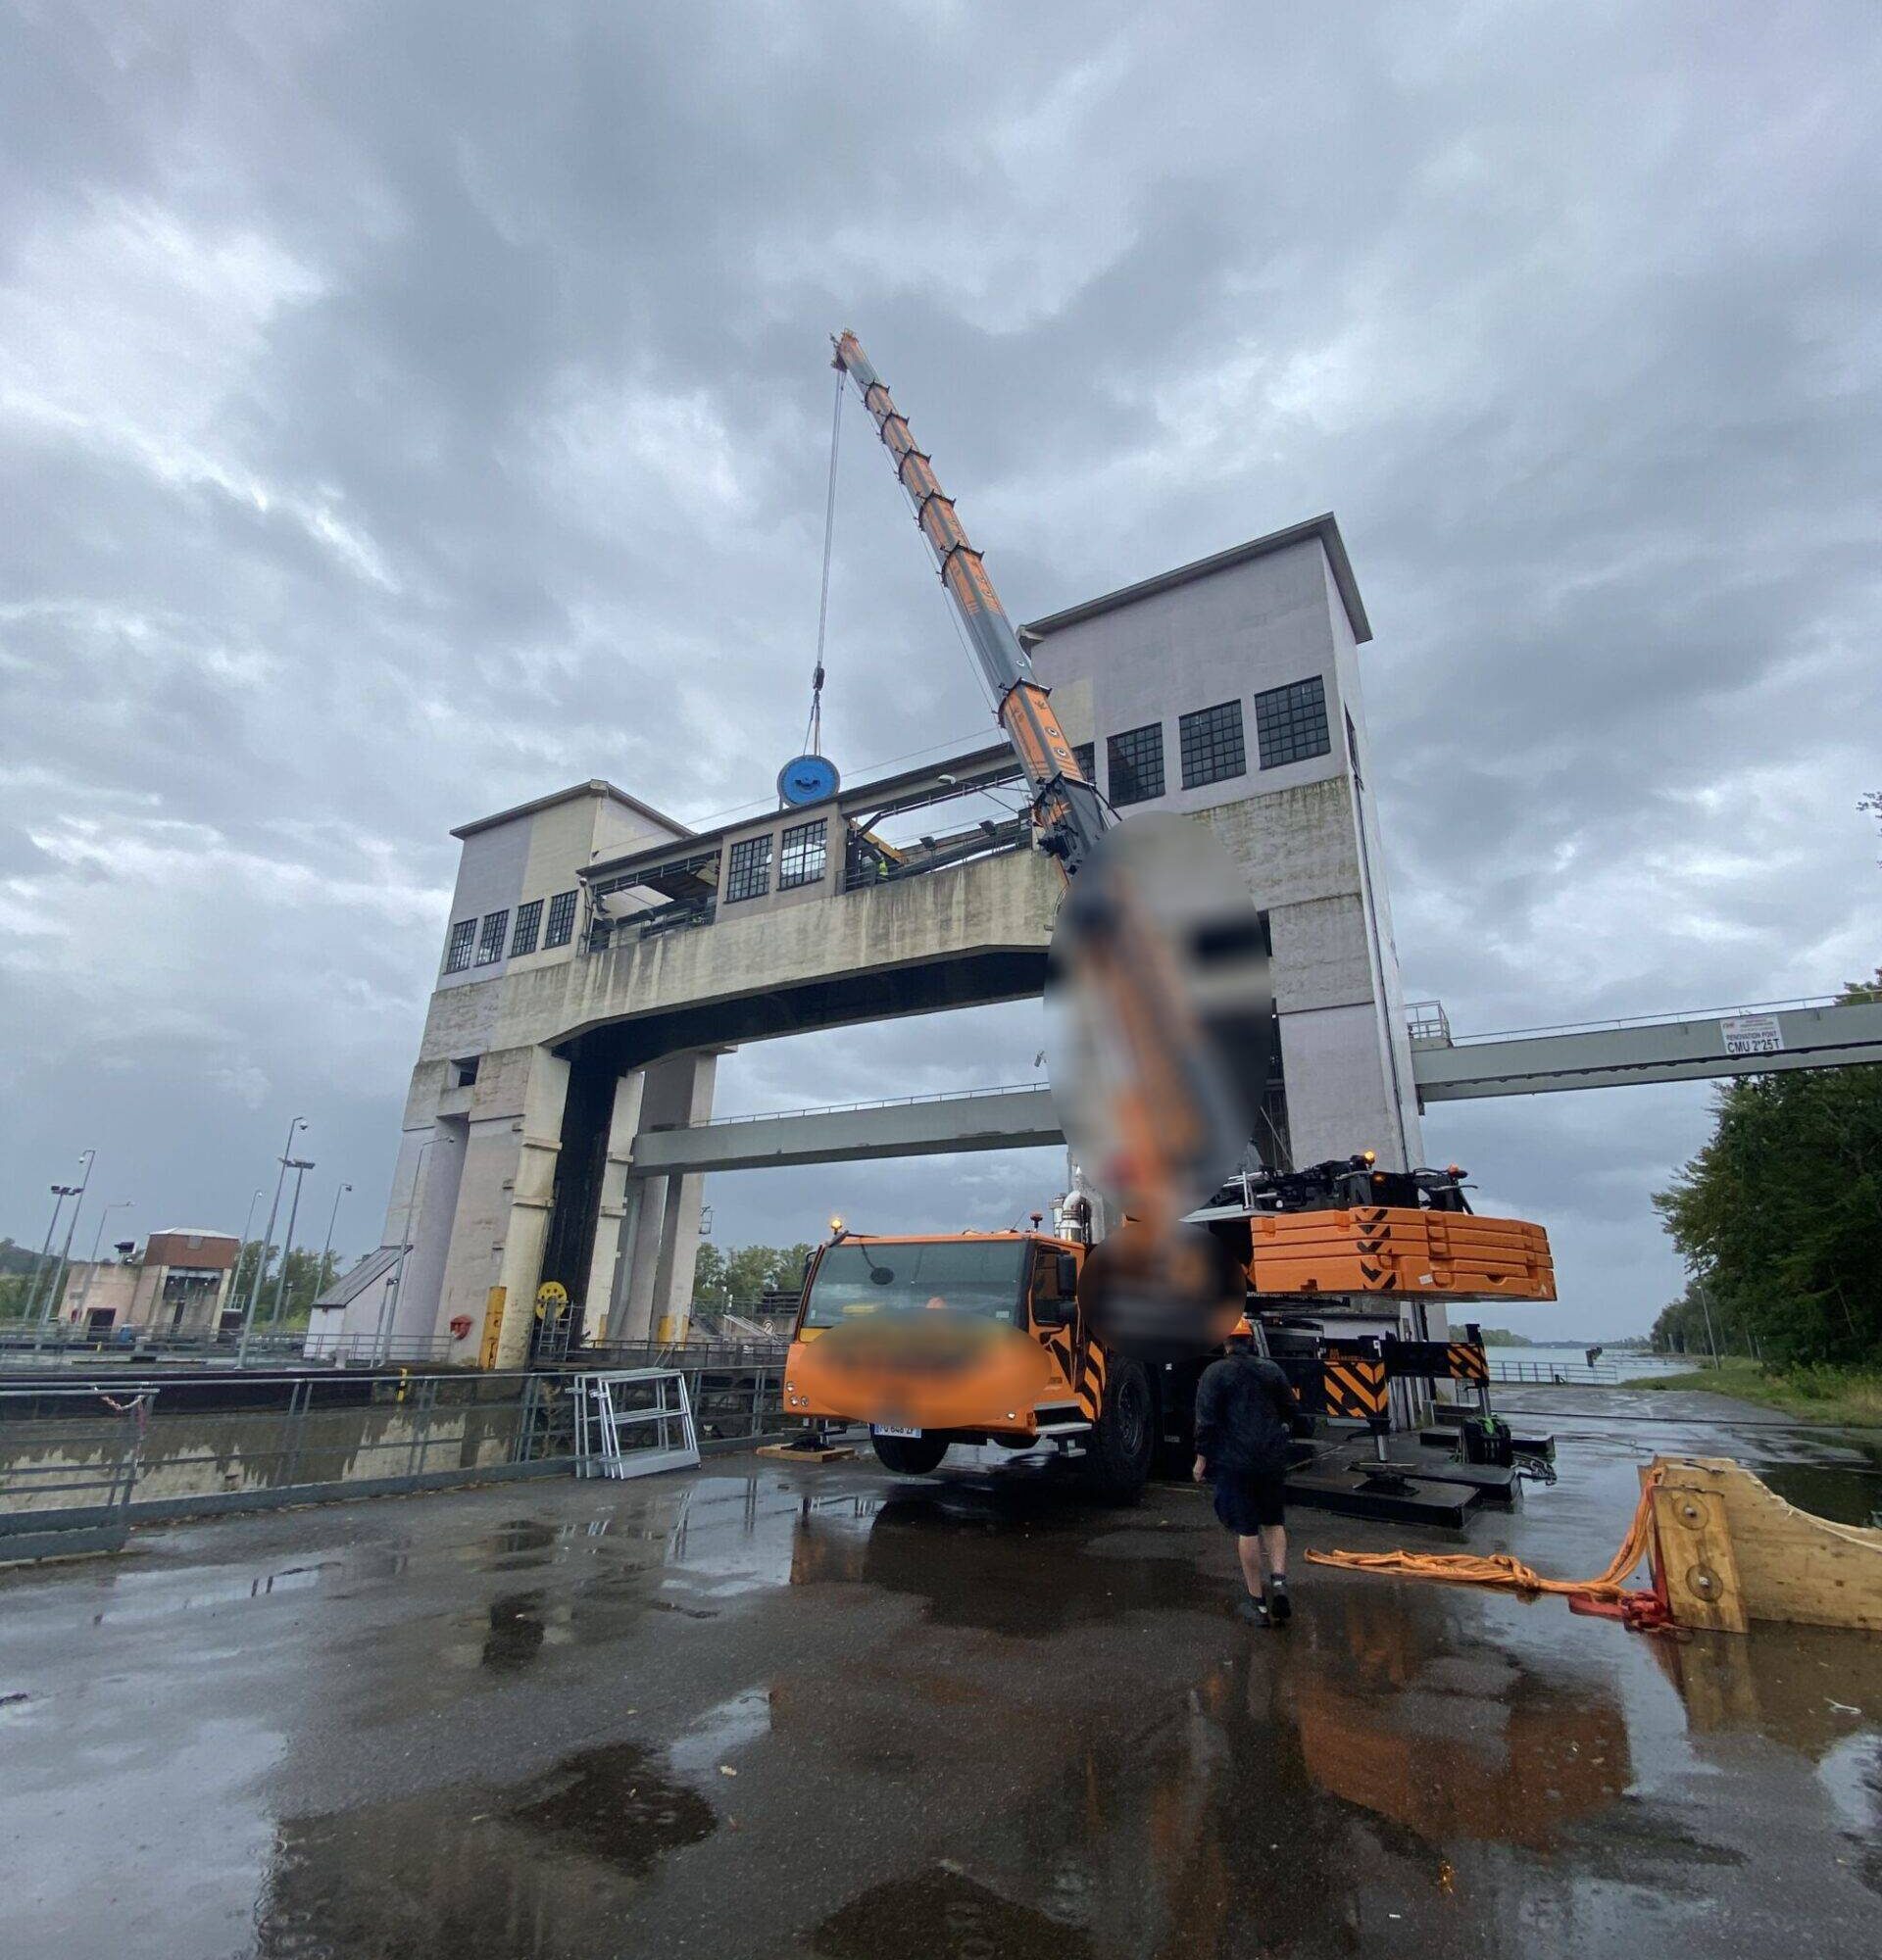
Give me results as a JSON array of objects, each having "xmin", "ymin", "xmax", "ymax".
[{"xmin": 4, "ymin": 4, "xmax": 1877, "ymax": 1337}]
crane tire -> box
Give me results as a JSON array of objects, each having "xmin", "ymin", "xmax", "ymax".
[
  {"xmin": 1081, "ymin": 1358, "xmax": 1154, "ymax": 1503},
  {"xmin": 871, "ymin": 1432, "xmax": 950, "ymax": 1475}
]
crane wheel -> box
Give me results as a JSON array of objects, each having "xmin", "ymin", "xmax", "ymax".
[
  {"xmin": 1081, "ymin": 1359, "xmax": 1154, "ymax": 1504},
  {"xmin": 871, "ymin": 1432, "xmax": 950, "ymax": 1475}
]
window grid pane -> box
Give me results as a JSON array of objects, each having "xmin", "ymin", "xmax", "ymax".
[
  {"xmin": 543, "ymin": 891, "xmax": 577, "ymax": 948},
  {"xmin": 1071, "ymin": 742, "xmax": 1095, "ymax": 786},
  {"xmin": 778, "ymin": 818, "xmax": 827, "ymax": 890},
  {"xmin": 1254, "ymin": 676, "xmax": 1331, "ymax": 769},
  {"xmin": 1178, "ymin": 700, "xmax": 1246, "ymax": 789},
  {"xmin": 510, "ymin": 899, "xmax": 543, "ymax": 956},
  {"xmin": 1107, "ymin": 723, "xmax": 1164, "ymax": 806},
  {"xmin": 725, "ymin": 833, "xmax": 772, "ymax": 903},
  {"xmin": 444, "ymin": 920, "xmax": 476, "ymax": 973},
  {"xmin": 475, "ymin": 910, "xmax": 510, "ymax": 964}
]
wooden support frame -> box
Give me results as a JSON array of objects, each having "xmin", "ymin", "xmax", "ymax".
[{"xmin": 1650, "ymin": 1455, "xmax": 1882, "ymax": 1634}]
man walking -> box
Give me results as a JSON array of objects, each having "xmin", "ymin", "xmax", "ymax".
[{"xmin": 1193, "ymin": 1327, "xmax": 1300, "ymax": 1624}]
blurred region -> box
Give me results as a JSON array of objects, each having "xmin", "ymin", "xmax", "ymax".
[
  {"xmin": 790, "ymin": 1298, "xmax": 1055, "ymax": 1433},
  {"xmin": 1045, "ymin": 813, "xmax": 1272, "ymax": 1220},
  {"xmin": 1076, "ymin": 1220, "xmax": 1246, "ymax": 1364}
]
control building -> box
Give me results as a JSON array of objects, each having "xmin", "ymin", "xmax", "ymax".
[{"xmin": 335, "ymin": 515, "xmax": 1422, "ymax": 1365}]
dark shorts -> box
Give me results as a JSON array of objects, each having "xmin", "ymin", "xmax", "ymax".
[{"xmin": 1212, "ymin": 1468, "xmax": 1288, "ymax": 1535}]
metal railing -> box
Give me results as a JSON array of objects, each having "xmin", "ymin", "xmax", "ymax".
[
  {"xmin": 1, "ymin": 1358, "xmax": 789, "ymax": 1558},
  {"xmin": 1488, "ymin": 1358, "xmax": 1619, "ymax": 1386},
  {"xmin": 0, "ymin": 1324, "xmax": 464, "ymax": 1369},
  {"xmin": 841, "ymin": 814, "xmax": 1031, "ymax": 893},
  {"xmin": 701, "ymin": 1079, "xmax": 1043, "ymax": 1129},
  {"xmin": 1406, "ymin": 994, "xmax": 1856, "ymax": 1049}
]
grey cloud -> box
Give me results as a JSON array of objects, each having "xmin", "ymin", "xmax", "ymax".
[{"xmin": 3, "ymin": 2, "xmax": 1876, "ymax": 1334}]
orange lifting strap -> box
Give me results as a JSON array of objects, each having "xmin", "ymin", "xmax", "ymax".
[{"xmin": 1306, "ymin": 1467, "xmax": 1674, "ymax": 1633}]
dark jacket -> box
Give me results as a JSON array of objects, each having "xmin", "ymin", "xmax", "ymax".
[{"xmin": 1194, "ymin": 1352, "xmax": 1299, "ymax": 1478}]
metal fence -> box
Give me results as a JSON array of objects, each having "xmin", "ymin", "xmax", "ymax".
[
  {"xmin": 1488, "ymin": 1358, "xmax": 1620, "ymax": 1386},
  {"xmin": 0, "ymin": 1324, "xmax": 465, "ymax": 1368},
  {"xmin": 1, "ymin": 1357, "xmax": 786, "ymax": 1561}
]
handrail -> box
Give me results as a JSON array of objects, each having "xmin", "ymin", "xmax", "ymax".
[
  {"xmin": 1411, "ymin": 994, "xmax": 1857, "ymax": 1048},
  {"xmin": 701, "ymin": 1079, "xmax": 1046, "ymax": 1128}
]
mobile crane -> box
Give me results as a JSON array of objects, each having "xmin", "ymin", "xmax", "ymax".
[{"xmin": 782, "ymin": 336, "xmax": 1557, "ymax": 1510}]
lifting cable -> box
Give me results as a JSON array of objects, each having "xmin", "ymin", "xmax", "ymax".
[
  {"xmin": 1306, "ymin": 1464, "xmax": 1675, "ymax": 1633},
  {"xmin": 803, "ymin": 364, "xmax": 845, "ymax": 758}
]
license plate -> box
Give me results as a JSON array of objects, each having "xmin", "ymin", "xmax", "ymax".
[{"xmin": 872, "ymin": 1424, "xmax": 921, "ymax": 1439}]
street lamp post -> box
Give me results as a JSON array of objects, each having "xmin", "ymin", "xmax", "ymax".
[
  {"xmin": 269, "ymin": 1158, "xmax": 316, "ymax": 1326},
  {"xmin": 23, "ymin": 1185, "xmax": 74, "ymax": 1325},
  {"xmin": 39, "ymin": 1149, "xmax": 96, "ymax": 1331},
  {"xmin": 240, "ymin": 1116, "xmax": 307, "ymax": 1363},
  {"xmin": 376, "ymin": 1139, "xmax": 435, "ymax": 1365},
  {"xmin": 228, "ymin": 1186, "xmax": 264, "ymax": 1337},
  {"xmin": 74, "ymin": 1201, "xmax": 132, "ymax": 1320},
  {"xmin": 317, "ymin": 1182, "xmax": 353, "ymax": 1298}
]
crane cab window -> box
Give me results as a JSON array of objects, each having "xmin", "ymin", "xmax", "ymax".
[{"xmin": 801, "ymin": 1241, "xmax": 1027, "ymax": 1328}]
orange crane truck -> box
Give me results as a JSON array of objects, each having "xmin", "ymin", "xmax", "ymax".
[
  {"xmin": 801, "ymin": 335, "xmax": 1558, "ymax": 1518},
  {"xmin": 781, "ymin": 1157, "xmax": 1556, "ymax": 1504}
]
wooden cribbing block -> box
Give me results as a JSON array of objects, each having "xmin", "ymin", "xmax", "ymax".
[
  {"xmin": 757, "ymin": 1442, "xmax": 855, "ymax": 1463},
  {"xmin": 1651, "ymin": 1455, "xmax": 1882, "ymax": 1634}
]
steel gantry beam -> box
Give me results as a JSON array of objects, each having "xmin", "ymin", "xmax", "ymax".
[{"xmin": 627, "ymin": 998, "xmax": 1882, "ymax": 1177}]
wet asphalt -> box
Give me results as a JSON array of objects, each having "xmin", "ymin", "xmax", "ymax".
[{"xmin": 2, "ymin": 1388, "xmax": 1878, "ymax": 1960}]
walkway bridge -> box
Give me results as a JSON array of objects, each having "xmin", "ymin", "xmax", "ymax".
[{"xmin": 632, "ymin": 995, "xmax": 1882, "ymax": 1176}]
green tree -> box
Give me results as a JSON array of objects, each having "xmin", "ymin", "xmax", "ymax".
[
  {"xmin": 691, "ymin": 1241, "xmax": 815, "ymax": 1307},
  {"xmin": 1653, "ymin": 973, "xmax": 1882, "ymax": 1366},
  {"xmin": 226, "ymin": 1240, "xmax": 346, "ymax": 1325}
]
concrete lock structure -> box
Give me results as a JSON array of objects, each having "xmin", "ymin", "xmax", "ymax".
[{"xmin": 337, "ymin": 516, "xmax": 1424, "ymax": 1367}]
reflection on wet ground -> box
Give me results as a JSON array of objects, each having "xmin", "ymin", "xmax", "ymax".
[
  {"xmin": 2, "ymin": 1391, "xmax": 1879, "ymax": 1958},
  {"xmin": 255, "ymin": 1740, "xmax": 716, "ymax": 1958}
]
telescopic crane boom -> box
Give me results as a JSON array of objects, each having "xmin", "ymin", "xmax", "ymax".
[
  {"xmin": 832, "ymin": 331, "xmax": 1255, "ymax": 1242},
  {"xmin": 831, "ymin": 332, "xmax": 1109, "ymax": 876}
]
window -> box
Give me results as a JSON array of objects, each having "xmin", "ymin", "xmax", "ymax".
[
  {"xmin": 1345, "ymin": 709, "xmax": 1363, "ymax": 789},
  {"xmin": 510, "ymin": 899, "xmax": 543, "ymax": 957},
  {"xmin": 475, "ymin": 910, "xmax": 510, "ymax": 964},
  {"xmin": 725, "ymin": 833, "xmax": 772, "ymax": 903},
  {"xmin": 1255, "ymin": 676, "xmax": 1331, "ymax": 769},
  {"xmin": 451, "ymin": 1055, "xmax": 479, "ymax": 1089},
  {"xmin": 1179, "ymin": 701, "xmax": 1247, "ymax": 789},
  {"xmin": 1107, "ymin": 722, "xmax": 1164, "ymax": 806},
  {"xmin": 778, "ymin": 817, "xmax": 827, "ymax": 890},
  {"xmin": 802, "ymin": 1239, "xmax": 1028, "ymax": 1328},
  {"xmin": 444, "ymin": 919, "xmax": 476, "ymax": 973},
  {"xmin": 1071, "ymin": 741, "xmax": 1096, "ymax": 786},
  {"xmin": 543, "ymin": 891, "xmax": 577, "ymax": 948}
]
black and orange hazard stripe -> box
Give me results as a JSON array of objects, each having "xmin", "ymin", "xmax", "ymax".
[
  {"xmin": 1043, "ymin": 1327, "xmax": 1106, "ymax": 1421},
  {"xmin": 1447, "ymin": 1341, "xmax": 1490, "ymax": 1385},
  {"xmin": 1319, "ymin": 1354, "xmax": 1389, "ymax": 1421}
]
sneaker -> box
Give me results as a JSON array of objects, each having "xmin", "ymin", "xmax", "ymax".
[
  {"xmin": 1266, "ymin": 1583, "xmax": 1292, "ymax": 1626},
  {"xmin": 1235, "ymin": 1594, "xmax": 1268, "ymax": 1625}
]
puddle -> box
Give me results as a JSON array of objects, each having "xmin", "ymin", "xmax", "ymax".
[
  {"xmin": 469, "ymin": 1517, "xmax": 561, "ymax": 1572},
  {"xmin": 790, "ymin": 1487, "xmax": 1228, "ymax": 1638},
  {"xmin": 256, "ymin": 1740, "xmax": 716, "ymax": 1957},
  {"xmin": 1758, "ymin": 1457, "xmax": 1882, "ymax": 1530},
  {"xmin": 812, "ymin": 1865, "xmax": 1095, "ymax": 1960},
  {"xmin": 479, "ymin": 1590, "xmax": 546, "ymax": 1671}
]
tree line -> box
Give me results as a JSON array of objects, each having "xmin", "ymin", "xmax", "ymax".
[
  {"xmin": 1651, "ymin": 972, "xmax": 1880, "ymax": 1366},
  {"xmin": 691, "ymin": 1241, "xmax": 816, "ymax": 1309}
]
